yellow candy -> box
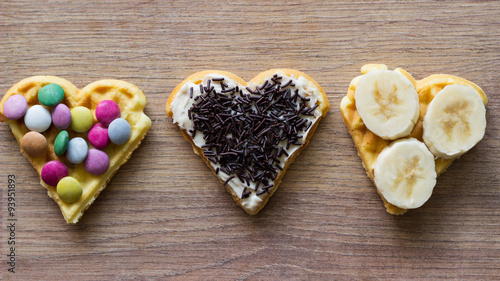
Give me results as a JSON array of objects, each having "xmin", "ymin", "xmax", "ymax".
[
  {"xmin": 57, "ymin": 177, "xmax": 83, "ymax": 203},
  {"xmin": 70, "ymin": 106, "xmax": 93, "ymax": 132}
]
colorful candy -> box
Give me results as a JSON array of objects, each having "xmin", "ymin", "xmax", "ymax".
[
  {"xmin": 57, "ymin": 177, "xmax": 83, "ymax": 203},
  {"xmin": 41, "ymin": 160, "xmax": 68, "ymax": 186},
  {"xmin": 52, "ymin": 103, "xmax": 71, "ymax": 129},
  {"xmin": 4, "ymin": 95, "xmax": 28, "ymax": 120},
  {"xmin": 66, "ymin": 137, "xmax": 88, "ymax": 164},
  {"xmin": 54, "ymin": 130, "xmax": 69, "ymax": 156},
  {"xmin": 95, "ymin": 100, "xmax": 120, "ymax": 127},
  {"xmin": 84, "ymin": 149, "xmax": 110, "ymax": 175},
  {"xmin": 21, "ymin": 131, "xmax": 47, "ymax": 157},
  {"xmin": 108, "ymin": 118, "xmax": 131, "ymax": 145},
  {"xmin": 70, "ymin": 106, "xmax": 93, "ymax": 133},
  {"xmin": 7, "ymin": 92, "xmax": 134, "ymax": 186},
  {"xmin": 38, "ymin": 84, "xmax": 65, "ymax": 107},
  {"xmin": 88, "ymin": 123, "xmax": 110, "ymax": 149},
  {"xmin": 24, "ymin": 105, "xmax": 52, "ymax": 132}
]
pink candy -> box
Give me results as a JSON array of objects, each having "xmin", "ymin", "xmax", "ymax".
[
  {"xmin": 88, "ymin": 123, "xmax": 110, "ymax": 149},
  {"xmin": 52, "ymin": 103, "xmax": 71, "ymax": 129},
  {"xmin": 84, "ymin": 149, "xmax": 109, "ymax": 175},
  {"xmin": 95, "ymin": 100, "xmax": 120, "ymax": 127},
  {"xmin": 41, "ymin": 160, "xmax": 68, "ymax": 186},
  {"xmin": 4, "ymin": 95, "xmax": 28, "ymax": 120}
]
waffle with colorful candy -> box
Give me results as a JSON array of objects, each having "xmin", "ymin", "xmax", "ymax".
[{"xmin": 0, "ymin": 76, "xmax": 151, "ymax": 223}]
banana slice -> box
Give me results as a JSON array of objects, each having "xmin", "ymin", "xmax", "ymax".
[
  {"xmin": 374, "ymin": 138, "xmax": 437, "ymax": 209},
  {"xmin": 355, "ymin": 70, "xmax": 419, "ymax": 140},
  {"xmin": 423, "ymin": 84, "xmax": 486, "ymax": 159}
]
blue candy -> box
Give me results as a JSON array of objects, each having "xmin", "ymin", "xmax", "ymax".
[
  {"xmin": 108, "ymin": 118, "xmax": 131, "ymax": 145},
  {"xmin": 66, "ymin": 137, "xmax": 88, "ymax": 164}
]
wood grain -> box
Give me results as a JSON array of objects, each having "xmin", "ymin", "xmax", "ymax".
[{"xmin": 1, "ymin": 0, "xmax": 499, "ymax": 279}]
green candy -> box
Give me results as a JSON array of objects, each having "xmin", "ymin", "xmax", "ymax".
[
  {"xmin": 38, "ymin": 84, "xmax": 65, "ymax": 106},
  {"xmin": 54, "ymin": 130, "xmax": 69, "ymax": 156}
]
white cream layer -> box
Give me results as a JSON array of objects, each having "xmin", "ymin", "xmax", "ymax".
[{"xmin": 171, "ymin": 71, "xmax": 324, "ymax": 213}]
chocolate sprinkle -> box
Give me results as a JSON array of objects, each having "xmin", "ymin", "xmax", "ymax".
[
  {"xmin": 224, "ymin": 175, "xmax": 235, "ymax": 186},
  {"xmin": 188, "ymin": 75, "xmax": 317, "ymax": 197}
]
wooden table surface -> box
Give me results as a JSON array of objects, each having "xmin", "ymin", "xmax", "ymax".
[{"xmin": 1, "ymin": 0, "xmax": 499, "ymax": 280}]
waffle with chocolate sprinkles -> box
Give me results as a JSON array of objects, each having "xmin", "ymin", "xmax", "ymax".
[{"xmin": 167, "ymin": 69, "xmax": 329, "ymax": 214}]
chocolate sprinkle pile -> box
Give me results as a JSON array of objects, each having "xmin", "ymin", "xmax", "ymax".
[{"xmin": 188, "ymin": 75, "xmax": 318, "ymax": 198}]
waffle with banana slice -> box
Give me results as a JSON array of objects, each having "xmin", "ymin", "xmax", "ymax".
[{"xmin": 340, "ymin": 64, "xmax": 487, "ymax": 214}]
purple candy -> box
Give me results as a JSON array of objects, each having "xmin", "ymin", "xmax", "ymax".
[
  {"xmin": 52, "ymin": 103, "xmax": 71, "ymax": 129},
  {"xmin": 41, "ymin": 160, "xmax": 68, "ymax": 186},
  {"xmin": 88, "ymin": 123, "xmax": 110, "ymax": 149},
  {"xmin": 4, "ymin": 95, "xmax": 28, "ymax": 120},
  {"xmin": 84, "ymin": 149, "xmax": 109, "ymax": 175},
  {"xmin": 95, "ymin": 100, "xmax": 120, "ymax": 127}
]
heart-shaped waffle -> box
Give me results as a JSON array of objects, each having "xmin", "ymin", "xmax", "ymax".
[
  {"xmin": 340, "ymin": 64, "xmax": 488, "ymax": 214},
  {"xmin": 0, "ymin": 76, "xmax": 151, "ymax": 223},
  {"xmin": 166, "ymin": 69, "xmax": 329, "ymax": 214}
]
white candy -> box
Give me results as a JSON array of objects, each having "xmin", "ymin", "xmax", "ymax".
[{"xmin": 24, "ymin": 105, "xmax": 52, "ymax": 132}]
